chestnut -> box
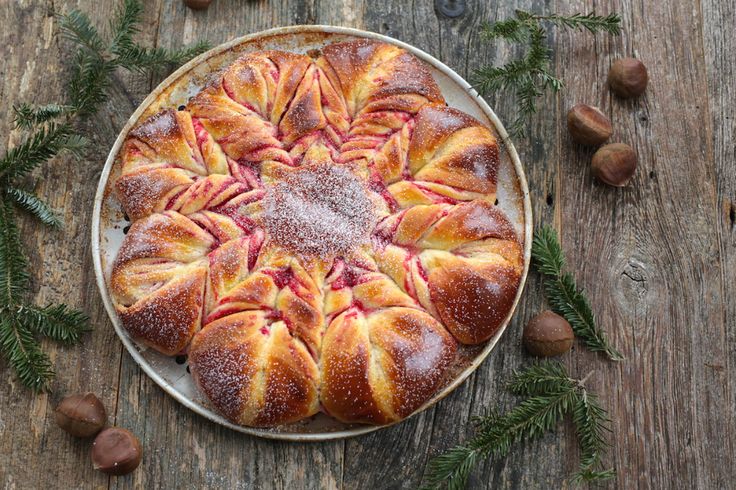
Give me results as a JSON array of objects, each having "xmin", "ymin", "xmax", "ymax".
[
  {"xmin": 567, "ymin": 104, "xmax": 613, "ymax": 146},
  {"xmin": 54, "ymin": 393, "xmax": 107, "ymax": 438},
  {"xmin": 91, "ymin": 428, "xmax": 142, "ymax": 476},
  {"xmin": 608, "ymin": 58, "xmax": 648, "ymax": 98},
  {"xmin": 591, "ymin": 143, "xmax": 637, "ymax": 187},
  {"xmin": 523, "ymin": 310, "xmax": 574, "ymax": 357}
]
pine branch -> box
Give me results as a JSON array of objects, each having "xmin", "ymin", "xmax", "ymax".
[
  {"xmin": 108, "ymin": 0, "xmax": 143, "ymax": 55},
  {"xmin": 0, "ymin": 124, "xmax": 87, "ymax": 182},
  {"xmin": 532, "ymin": 226, "xmax": 624, "ymax": 360},
  {"xmin": 528, "ymin": 11, "xmax": 622, "ymax": 35},
  {"xmin": 57, "ymin": 8, "xmax": 107, "ymax": 55},
  {"xmin": 61, "ymin": 1, "xmax": 210, "ymax": 114},
  {"xmin": 16, "ymin": 304, "xmax": 91, "ymax": 344},
  {"xmin": 0, "ymin": 313, "xmax": 55, "ymax": 392},
  {"xmin": 115, "ymin": 41, "xmax": 211, "ymax": 74},
  {"xmin": 507, "ymin": 360, "xmax": 572, "ymax": 396},
  {"xmin": 571, "ymin": 389, "xmax": 615, "ymax": 483},
  {"xmin": 0, "ymin": 197, "xmax": 30, "ymax": 305},
  {"xmin": 68, "ymin": 49, "xmax": 117, "ymax": 116},
  {"xmin": 423, "ymin": 386, "xmax": 576, "ymax": 490},
  {"xmin": 4, "ymin": 187, "xmax": 62, "ymax": 228},
  {"xmin": 13, "ymin": 103, "xmax": 72, "ymax": 130},
  {"xmin": 0, "ymin": 0, "xmax": 210, "ymax": 391},
  {"xmin": 479, "ymin": 19, "xmax": 527, "ymax": 42},
  {"xmin": 473, "ymin": 10, "xmax": 621, "ymax": 138},
  {"xmin": 422, "ymin": 362, "xmax": 614, "ymax": 489}
]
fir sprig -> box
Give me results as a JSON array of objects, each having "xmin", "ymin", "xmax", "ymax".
[
  {"xmin": 532, "ymin": 226, "xmax": 624, "ymax": 360},
  {"xmin": 59, "ymin": 0, "xmax": 212, "ymax": 115},
  {"xmin": 4, "ymin": 187, "xmax": 62, "ymax": 228},
  {"xmin": 0, "ymin": 123, "xmax": 86, "ymax": 182},
  {"xmin": 0, "ymin": 0, "xmax": 210, "ymax": 391},
  {"xmin": 13, "ymin": 104, "xmax": 73, "ymax": 130},
  {"xmin": 422, "ymin": 362, "xmax": 614, "ymax": 489},
  {"xmin": 473, "ymin": 10, "xmax": 621, "ymax": 137}
]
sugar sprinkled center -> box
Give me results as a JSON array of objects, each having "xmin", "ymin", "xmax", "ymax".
[{"xmin": 262, "ymin": 164, "xmax": 376, "ymax": 257}]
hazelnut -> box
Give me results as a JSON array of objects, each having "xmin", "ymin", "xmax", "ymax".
[
  {"xmin": 184, "ymin": 0, "xmax": 212, "ymax": 9},
  {"xmin": 91, "ymin": 428, "xmax": 142, "ymax": 476},
  {"xmin": 608, "ymin": 58, "xmax": 648, "ymax": 98},
  {"xmin": 523, "ymin": 310, "xmax": 574, "ymax": 357},
  {"xmin": 591, "ymin": 143, "xmax": 637, "ymax": 187},
  {"xmin": 567, "ymin": 104, "xmax": 613, "ymax": 146},
  {"xmin": 54, "ymin": 393, "xmax": 107, "ymax": 438}
]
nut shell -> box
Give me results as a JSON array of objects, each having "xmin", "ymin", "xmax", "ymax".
[
  {"xmin": 591, "ymin": 143, "xmax": 637, "ymax": 187},
  {"xmin": 523, "ymin": 310, "xmax": 574, "ymax": 357},
  {"xmin": 566, "ymin": 104, "xmax": 612, "ymax": 146},
  {"xmin": 91, "ymin": 428, "xmax": 142, "ymax": 476},
  {"xmin": 54, "ymin": 393, "xmax": 107, "ymax": 438},
  {"xmin": 608, "ymin": 58, "xmax": 648, "ymax": 98}
]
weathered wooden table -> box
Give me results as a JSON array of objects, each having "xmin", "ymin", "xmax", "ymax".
[{"xmin": 1, "ymin": 0, "xmax": 733, "ymax": 488}]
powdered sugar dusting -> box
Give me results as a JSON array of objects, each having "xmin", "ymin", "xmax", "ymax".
[
  {"xmin": 262, "ymin": 164, "xmax": 376, "ymax": 257},
  {"xmin": 130, "ymin": 110, "xmax": 178, "ymax": 140}
]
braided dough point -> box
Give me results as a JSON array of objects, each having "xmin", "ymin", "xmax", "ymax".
[
  {"xmin": 320, "ymin": 307, "xmax": 456, "ymax": 424},
  {"xmin": 111, "ymin": 40, "xmax": 523, "ymax": 427},
  {"xmin": 111, "ymin": 212, "xmax": 214, "ymax": 355},
  {"xmin": 189, "ymin": 311, "xmax": 320, "ymax": 426}
]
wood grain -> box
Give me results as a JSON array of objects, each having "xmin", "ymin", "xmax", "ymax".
[{"xmin": 0, "ymin": 0, "xmax": 733, "ymax": 489}]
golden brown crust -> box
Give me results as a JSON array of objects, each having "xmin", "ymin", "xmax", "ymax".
[
  {"xmin": 188, "ymin": 311, "xmax": 320, "ymax": 426},
  {"xmin": 320, "ymin": 41, "xmax": 443, "ymax": 115},
  {"xmin": 429, "ymin": 262, "xmax": 520, "ymax": 344},
  {"xmin": 320, "ymin": 307, "xmax": 456, "ymax": 423},
  {"xmin": 374, "ymin": 201, "xmax": 523, "ymax": 345},
  {"xmin": 408, "ymin": 105, "xmax": 499, "ymax": 196},
  {"xmin": 111, "ymin": 40, "xmax": 522, "ymax": 428},
  {"xmin": 117, "ymin": 268, "xmax": 207, "ymax": 355}
]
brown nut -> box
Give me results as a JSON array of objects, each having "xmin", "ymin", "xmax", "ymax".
[
  {"xmin": 608, "ymin": 58, "xmax": 648, "ymax": 98},
  {"xmin": 54, "ymin": 393, "xmax": 107, "ymax": 438},
  {"xmin": 183, "ymin": 0, "xmax": 212, "ymax": 10},
  {"xmin": 591, "ymin": 143, "xmax": 637, "ymax": 187},
  {"xmin": 523, "ymin": 310, "xmax": 574, "ymax": 357},
  {"xmin": 567, "ymin": 104, "xmax": 613, "ymax": 146},
  {"xmin": 91, "ymin": 428, "xmax": 142, "ymax": 476}
]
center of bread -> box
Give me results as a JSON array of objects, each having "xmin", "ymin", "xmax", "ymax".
[{"xmin": 262, "ymin": 164, "xmax": 376, "ymax": 257}]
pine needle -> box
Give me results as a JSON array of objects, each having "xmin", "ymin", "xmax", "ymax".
[
  {"xmin": 62, "ymin": 0, "xmax": 211, "ymax": 114},
  {"xmin": 0, "ymin": 197, "xmax": 30, "ymax": 306},
  {"xmin": 109, "ymin": 0, "xmax": 143, "ymax": 54},
  {"xmin": 422, "ymin": 362, "xmax": 614, "ymax": 489},
  {"xmin": 57, "ymin": 8, "xmax": 107, "ymax": 55},
  {"xmin": 473, "ymin": 10, "xmax": 621, "ymax": 138},
  {"xmin": 68, "ymin": 49, "xmax": 117, "ymax": 116},
  {"xmin": 0, "ymin": 314, "xmax": 55, "ymax": 392},
  {"xmin": 530, "ymin": 12, "xmax": 622, "ymax": 35},
  {"xmin": 0, "ymin": 124, "xmax": 86, "ymax": 182},
  {"xmin": 4, "ymin": 186, "xmax": 62, "ymax": 228},
  {"xmin": 17, "ymin": 305, "xmax": 91, "ymax": 344},
  {"xmin": 13, "ymin": 103, "xmax": 72, "ymax": 130},
  {"xmin": 115, "ymin": 41, "xmax": 212, "ymax": 74},
  {"xmin": 531, "ymin": 226, "xmax": 624, "ymax": 360},
  {"xmin": 571, "ymin": 389, "xmax": 615, "ymax": 482},
  {"xmin": 0, "ymin": 0, "xmax": 209, "ymax": 391}
]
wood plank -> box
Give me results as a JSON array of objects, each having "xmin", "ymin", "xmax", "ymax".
[
  {"xmin": 0, "ymin": 0, "xmax": 135, "ymax": 487},
  {"xmin": 701, "ymin": 0, "xmax": 736, "ymax": 488},
  {"xmin": 0, "ymin": 0, "xmax": 734, "ymax": 489},
  {"xmin": 555, "ymin": 0, "xmax": 731, "ymax": 488}
]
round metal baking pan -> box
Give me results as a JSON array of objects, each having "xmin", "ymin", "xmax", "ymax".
[{"xmin": 92, "ymin": 25, "xmax": 532, "ymax": 441}]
